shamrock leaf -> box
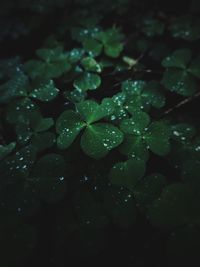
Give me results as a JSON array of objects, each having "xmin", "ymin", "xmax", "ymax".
[
  {"xmin": 56, "ymin": 100, "xmax": 123, "ymax": 158},
  {"xmin": 162, "ymin": 49, "xmax": 192, "ymax": 69},
  {"xmin": 82, "ymin": 38, "xmax": 103, "ymax": 57},
  {"xmin": 0, "ymin": 71, "xmax": 28, "ymax": 104},
  {"xmin": 24, "ymin": 46, "xmax": 71, "ymax": 79},
  {"xmin": 56, "ymin": 110, "xmax": 85, "ymax": 149},
  {"xmin": 145, "ymin": 121, "xmax": 171, "ymax": 156},
  {"xmin": 29, "ymin": 80, "xmax": 59, "ymax": 102},
  {"xmin": 95, "ymin": 27, "xmax": 124, "ymax": 58},
  {"xmin": 81, "ymin": 57, "xmax": 102, "ymax": 73},
  {"xmin": 6, "ymin": 98, "xmax": 39, "ymax": 125},
  {"xmin": 109, "ymin": 158, "xmax": 146, "ymax": 191},
  {"xmin": 162, "ymin": 49, "xmax": 200, "ymax": 96},
  {"xmin": 73, "ymin": 72, "xmax": 101, "ymax": 92},
  {"xmin": 122, "ymin": 80, "xmax": 165, "ymax": 112},
  {"xmin": 15, "ymin": 112, "xmax": 54, "ymax": 145},
  {"xmin": 80, "ymin": 123, "xmax": 124, "ymax": 158},
  {"xmin": 120, "ymin": 111, "xmax": 170, "ymax": 156}
]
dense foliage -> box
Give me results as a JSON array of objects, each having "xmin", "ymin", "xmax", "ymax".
[{"xmin": 1, "ymin": 0, "xmax": 200, "ymax": 266}]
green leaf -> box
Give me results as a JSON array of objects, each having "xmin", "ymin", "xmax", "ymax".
[
  {"xmin": 0, "ymin": 72, "xmax": 28, "ymax": 104},
  {"xmin": 162, "ymin": 49, "xmax": 192, "ymax": 69},
  {"xmin": 76, "ymin": 100, "xmax": 113, "ymax": 124},
  {"xmin": 81, "ymin": 123, "xmax": 124, "ymax": 159},
  {"xmin": 6, "ymin": 98, "xmax": 39, "ymax": 125},
  {"xmin": 109, "ymin": 158, "xmax": 146, "ymax": 191},
  {"xmin": 36, "ymin": 46, "xmax": 65, "ymax": 61},
  {"xmin": 29, "ymin": 80, "xmax": 59, "ymax": 101},
  {"xmin": 56, "ymin": 111, "xmax": 85, "ymax": 149},
  {"xmin": 162, "ymin": 68, "xmax": 196, "ymax": 96},
  {"xmin": 0, "ymin": 142, "xmax": 16, "ymax": 161},
  {"xmin": 120, "ymin": 112, "xmax": 150, "ymax": 135},
  {"xmin": 73, "ymin": 72, "xmax": 101, "ymax": 91},
  {"xmin": 119, "ymin": 135, "xmax": 149, "ymax": 161},
  {"xmin": 81, "ymin": 57, "xmax": 102, "ymax": 73},
  {"xmin": 145, "ymin": 121, "xmax": 170, "ymax": 156},
  {"xmin": 24, "ymin": 60, "xmax": 46, "ymax": 79},
  {"xmin": 82, "ymin": 38, "xmax": 103, "ymax": 57}
]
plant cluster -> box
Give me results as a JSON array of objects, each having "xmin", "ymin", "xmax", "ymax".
[{"xmin": 0, "ymin": 0, "xmax": 200, "ymax": 266}]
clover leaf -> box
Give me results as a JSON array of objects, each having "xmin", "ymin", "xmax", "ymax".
[
  {"xmin": 29, "ymin": 79, "xmax": 59, "ymax": 101},
  {"xmin": 162, "ymin": 49, "xmax": 200, "ymax": 96},
  {"xmin": 73, "ymin": 72, "xmax": 101, "ymax": 92},
  {"xmin": 56, "ymin": 100, "xmax": 123, "ymax": 158},
  {"xmin": 0, "ymin": 71, "xmax": 28, "ymax": 104},
  {"xmin": 120, "ymin": 113, "xmax": 170, "ymax": 156},
  {"xmin": 82, "ymin": 38, "xmax": 103, "ymax": 57},
  {"xmin": 81, "ymin": 57, "xmax": 102, "ymax": 73},
  {"xmin": 24, "ymin": 46, "xmax": 71, "ymax": 79},
  {"xmin": 109, "ymin": 158, "xmax": 146, "ymax": 191},
  {"xmin": 95, "ymin": 27, "xmax": 124, "ymax": 58},
  {"xmin": 122, "ymin": 80, "xmax": 165, "ymax": 112}
]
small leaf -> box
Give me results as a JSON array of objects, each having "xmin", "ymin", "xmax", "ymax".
[
  {"xmin": 76, "ymin": 100, "xmax": 112, "ymax": 124},
  {"xmin": 82, "ymin": 38, "xmax": 103, "ymax": 57},
  {"xmin": 81, "ymin": 57, "xmax": 102, "ymax": 73},
  {"xmin": 120, "ymin": 112, "xmax": 150, "ymax": 135},
  {"xmin": 73, "ymin": 72, "xmax": 101, "ymax": 91},
  {"xmin": 29, "ymin": 80, "xmax": 59, "ymax": 101}
]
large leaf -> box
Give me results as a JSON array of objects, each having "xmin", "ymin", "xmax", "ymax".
[
  {"xmin": 81, "ymin": 123, "xmax": 124, "ymax": 159},
  {"xmin": 162, "ymin": 49, "xmax": 192, "ymax": 69},
  {"xmin": 56, "ymin": 111, "xmax": 85, "ymax": 149},
  {"xmin": 145, "ymin": 121, "xmax": 170, "ymax": 156},
  {"xmin": 162, "ymin": 68, "xmax": 196, "ymax": 96},
  {"xmin": 109, "ymin": 158, "xmax": 146, "ymax": 190}
]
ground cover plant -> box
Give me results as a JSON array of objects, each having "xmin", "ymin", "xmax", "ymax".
[{"xmin": 0, "ymin": 0, "xmax": 200, "ymax": 266}]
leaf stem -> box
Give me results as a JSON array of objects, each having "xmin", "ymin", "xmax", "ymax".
[{"xmin": 164, "ymin": 91, "xmax": 200, "ymax": 115}]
